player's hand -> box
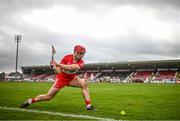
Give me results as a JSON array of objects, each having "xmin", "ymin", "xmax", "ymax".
[
  {"xmin": 50, "ymin": 60, "xmax": 57, "ymax": 69},
  {"xmin": 54, "ymin": 66, "xmax": 62, "ymax": 74}
]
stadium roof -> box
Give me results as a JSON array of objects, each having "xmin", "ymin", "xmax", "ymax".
[{"xmin": 21, "ymin": 59, "xmax": 180, "ymax": 72}]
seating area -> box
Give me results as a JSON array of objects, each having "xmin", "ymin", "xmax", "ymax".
[
  {"xmin": 154, "ymin": 71, "xmax": 175, "ymax": 80},
  {"xmin": 151, "ymin": 70, "xmax": 176, "ymax": 83},
  {"xmin": 23, "ymin": 74, "xmax": 55, "ymax": 82},
  {"xmin": 22, "ymin": 70, "xmax": 180, "ymax": 83},
  {"xmin": 132, "ymin": 71, "xmax": 152, "ymax": 82},
  {"xmin": 111, "ymin": 71, "xmax": 132, "ymax": 80},
  {"xmin": 78, "ymin": 70, "xmax": 180, "ymax": 83},
  {"xmin": 81, "ymin": 71, "xmax": 132, "ymax": 83}
]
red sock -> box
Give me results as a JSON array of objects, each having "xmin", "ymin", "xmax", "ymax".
[
  {"xmin": 85, "ymin": 100, "xmax": 91, "ymax": 107},
  {"xmin": 31, "ymin": 98, "xmax": 36, "ymax": 103}
]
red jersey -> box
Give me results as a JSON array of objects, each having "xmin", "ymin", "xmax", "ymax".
[{"xmin": 56, "ymin": 54, "xmax": 84, "ymax": 81}]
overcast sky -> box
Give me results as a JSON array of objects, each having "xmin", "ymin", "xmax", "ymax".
[{"xmin": 0, "ymin": 0, "xmax": 180, "ymax": 73}]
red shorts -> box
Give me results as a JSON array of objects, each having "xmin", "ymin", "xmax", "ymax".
[{"xmin": 53, "ymin": 76, "xmax": 72, "ymax": 89}]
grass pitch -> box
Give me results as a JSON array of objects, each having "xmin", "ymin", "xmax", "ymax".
[{"xmin": 0, "ymin": 82, "xmax": 180, "ymax": 120}]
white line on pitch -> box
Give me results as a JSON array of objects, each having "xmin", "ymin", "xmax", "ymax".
[{"xmin": 0, "ymin": 106, "xmax": 115, "ymax": 120}]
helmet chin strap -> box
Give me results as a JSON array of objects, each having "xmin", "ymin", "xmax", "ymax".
[
  {"xmin": 73, "ymin": 54, "xmax": 79, "ymax": 62},
  {"xmin": 75, "ymin": 57, "xmax": 78, "ymax": 61}
]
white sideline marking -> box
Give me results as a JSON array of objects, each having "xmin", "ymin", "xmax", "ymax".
[{"xmin": 0, "ymin": 106, "xmax": 115, "ymax": 120}]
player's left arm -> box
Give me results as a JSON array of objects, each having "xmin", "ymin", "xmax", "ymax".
[
  {"xmin": 57, "ymin": 63, "xmax": 81, "ymax": 70},
  {"xmin": 56, "ymin": 60, "xmax": 84, "ymax": 70}
]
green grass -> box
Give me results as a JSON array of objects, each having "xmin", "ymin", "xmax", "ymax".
[{"xmin": 0, "ymin": 82, "xmax": 180, "ymax": 120}]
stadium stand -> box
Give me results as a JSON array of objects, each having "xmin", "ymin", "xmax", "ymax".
[
  {"xmin": 5, "ymin": 72, "xmax": 23, "ymax": 81},
  {"xmin": 21, "ymin": 66, "xmax": 55, "ymax": 82},
  {"xmin": 21, "ymin": 59, "xmax": 180, "ymax": 83}
]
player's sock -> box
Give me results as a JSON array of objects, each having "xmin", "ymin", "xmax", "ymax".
[
  {"xmin": 28, "ymin": 98, "xmax": 37, "ymax": 104},
  {"xmin": 85, "ymin": 100, "xmax": 91, "ymax": 108}
]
